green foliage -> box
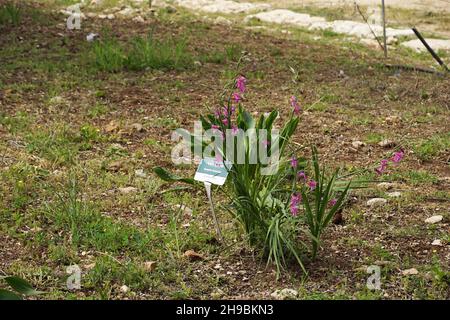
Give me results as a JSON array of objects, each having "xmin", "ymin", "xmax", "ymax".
[
  {"xmin": 0, "ymin": 2, "xmax": 21, "ymax": 26},
  {"xmin": 299, "ymin": 147, "xmax": 350, "ymax": 259},
  {"xmin": 92, "ymin": 35, "xmax": 192, "ymax": 72},
  {"xmin": 126, "ymin": 35, "xmax": 192, "ymax": 71},
  {"xmin": 413, "ymin": 133, "xmax": 450, "ymax": 161},
  {"xmin": 0, "ymin": 276, "xmax": 42, "ymax": 300},
  {"xmin": 46, "ymin": 179, "xmax": 156, "ymax": 254},
  {"xmin": 92, "ymin": 38, "xmax": 126, "ymax": 73},
  {"xmin": 154, "ymin": 73, "xmax": 354, "ymax": 276}
]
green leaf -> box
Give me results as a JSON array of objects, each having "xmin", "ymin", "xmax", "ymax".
[
  {"xmin": 153, "ymin": 167, "xmax": 195, "ymax": 185},
  {"xmin": 4, "ymin": 276, "xmax": 42, "ymax": 296},
  {"xmin": 0, "ymin": 289, "xmax": 22, "ymax": 300}
]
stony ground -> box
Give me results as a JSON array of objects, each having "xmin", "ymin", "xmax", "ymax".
[{"xmin": 0, "ymin": 0, "xmax": 449, "ymax": 300}]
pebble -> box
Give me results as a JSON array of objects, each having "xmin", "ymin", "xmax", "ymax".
[
  {"xmin": 118, "ymin": 186, "xmax": 138, "ymax": 194},
  {"xmin": 351, "ymin": 140, "xmax": 365, "ymax": 149},
  {"xmin": 431, "ymin": 239, "xmax": 443, "ymax": 246},
  {"xmin": 402, "ymin": 268, "xmax": 418, "ymax": 276},
  {"xmin": 366, "ymin": 198, "xmax": 387, "ymax": 207},
  {"xmin": 424, "ymin": 215, "xmax": 443, "ymax": 224},
  {"xmin": 378, "ymin": 139, "xmax": 395, "ymax": 148},
  {"xmin": 270, "ymin": 288, "xmax": 298, "ymax": 300},
  {"xmin": 387, "ymin": 191, "xmax": 401, "ymax": 198},
  {"xmin": 120, "ymin": 285, "xmax": 129, "ymax": 293}
]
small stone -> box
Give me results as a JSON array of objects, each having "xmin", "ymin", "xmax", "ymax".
[
  {"xmin": 86, "ymin": 33, "xmax": 99, "ymax": 42},
  {"xmin": 431, "ymin": 239, "xmax": 442, "ymax": 246},
  {"xmin": 117, "ymin": 7, "xmax": 134, "ymax": 17},
  {"xmin": 211, "ymin": 288, "xmax": 225, "ymax": 299},
  {"xmin": 387, "ymin": 191, "xmax": 401, "ymax": 198},
  {"xmin": 132, "ymin": 15, "xmax": 145, "ymax": 23},
  {"xmin": 105, "ymin": 121, "xmax": 119, "ymax": 133},
  {"xmin": 351, "ymin": 140, "xmax": 365, "ymax": 149},
  {"xmin": 120, "ymin": 285, "xmax": 129, "ymax": 293},
  {"xmin": 98, "ymin": 14, "xmax": 107, "ymax": 19},
  {"xmin": 135, "ymin": 169, "xmax": 147, "ymax": 178},
  {"xmin": 378, "ymin": 139, "xmax": 396, "ymax": 148},
  {"xmin": 118, "ymin": 187, "xmax": 138, "ymax": 194},
  {"xmin": 366, "ymin": 198, "xmax": 387, "ymax": 207},
  {"xmin": 49, "ymin": 96, "xmax": 65, "ymax": 105},
  {"xmin": 385, "ymin": 115, "xmax": 401, "ymax": 124},
  {"xmin": 270, "ymin": 288, "xmax": 298, "ymax": 300},
  {"xmin": 175, "ymin": 204, "xmax": 193, "ymax": 216},
  {"xmin": 183, "ymin": 250, "xmax": 203, "ymax": 261},
  {"xmin": 402, "ymin": 268, "xmax": 418, "ymax": 276},
  {"xmin": 84, "ymin": 263, "xmax": 96, "ymax": 270},
  {"xmin": 425, "ymin": 215, "xmax": 443, "ymax": 224},
  {"xmin": 214, "ymin": 16, "xmax": 232, "ymax": 26},
  {"xmin": 107, "ymin": 14, "xmax": 115, "ymax": 20},
  {"xmin": 143, "ymin": 261, "xmax": 157, "ymax": 272},
  {"xmin": 130, "ymin": 123, "xmax": 144, "ymax": 132},
  {"xmin": 377, "ymin": 182, "xmax": 396, "ymax": 190}
]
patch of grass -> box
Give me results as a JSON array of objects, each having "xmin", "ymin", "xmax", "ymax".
[
  {"xmin": 126, "ymin": 35, "xmax": 192, "ymax": 71},
  {"xmin": 412, "ymin": 133, "xmax": 450, "ymax": 161},
  {"xmin": 92, "ymin": 35, "xmax": 193, "ymax": 72},
  {"xmin": 25, "ymin": 124, "xmax": 102, "ymax": 165},
  {"xmin": 92, "ymin": 38, "xmax": 126, "ymax": 73},
  {"xmin": 46, "ymin": 179, "xmax": 159, "ymax": 254},
  {"xmin": 0, "ymin": 2, "xmax": 22, "ymax": 26},
  {"xmin": 0, "ymin": 111, "xmax": 31, "ymax": 134},
  {"xmin": 365, "ymin": 133, "xmax": 384, "ymax": 144},
  {"xmin": 404, "ymin": 170, "xmax": 438, "ymax": 186}
]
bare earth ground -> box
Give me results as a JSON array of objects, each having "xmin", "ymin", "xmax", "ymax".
[{"xmin": 0, "ymin": 1, "xmax": 449, "ymax": 299}]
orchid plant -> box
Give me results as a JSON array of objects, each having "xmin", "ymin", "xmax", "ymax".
[{"xmin": 155, "ymin": 73, "xmax": 404, "ymax": 276}]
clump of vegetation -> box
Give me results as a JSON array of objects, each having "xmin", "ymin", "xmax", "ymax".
[
  {"xmin": 92, "ymin": 35, "xmax": 192, "ymax": 72},
  {"xmin": 0, "ymin": 2, "xmax": 22, "ymax": 26},
  {"xmin": 154, "ymin": 73, "xmax": 362, "ymax": 275},
  {"xmin": 0, "ymin": 276, "xmax": 42, "ymax": 300}
]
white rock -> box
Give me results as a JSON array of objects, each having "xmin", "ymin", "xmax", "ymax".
[
  {"xmin": 387, "ymin": 191, "xmax": 401, "ymax": 198},
  {"xmin": 352, "ymin": 140, "xmax": 365, "ymax": 149},
  {"xmin": 175, "ymin": 204, "xmax": 193, "ymax": 216},
  {"xmin": 246, "ymin": 9, "xmax": 413, "ymax": 41},
  {"xmin": 86, "ymin": 33, "xmax": 99, "ymax": 42},
  {"xmin": 117, "ymin": 7, "xmax": 134, "ymax": 17},
  {"xmin": 271, "ymin": 288, "xmax": 298, "ymax": 300},
  {"xmin": 425, "ymin": 215, "xmax": 443, "ymax": 224},
  {"xmin": 175, "ymin": 0, "xmax": 270, "ymax": 14},
  {"xmin": 135, "ymin": 169, "xmax": 147, "ymax": 178},
  {"xmin": 378, "ymin": 139, "xmax": 395, "ymax": 148},
  {"xmin": 431, "ymin": 239, "xmax": 443, "ymax": 246},
  {"xmin": 120, "ymin": 285, "xmax": 129, "ymax": 293},
  {"xmin": 107, "ymin": 13, "xmax": 115, "ymax": 20},
  {"xmin": 366, "ymin": 198, "xmax": 387, "ymax": 207},
  {"xmin": 118, "ymin": 187, "xmax": 138, "ymax": 194},
  {"xmin": 246, "ymin": 9, "xmax": 325, "ymax": 28},
  {"xmin": 402, "ymin": 268, "xmax": 418, "ymax": 276},
  {"xmin": 214, "ymin": 16, "xmax": 232, "ymax": 26},
  {"xmin": 132, "ymin": 15, "xmax": 145, "ymax": 23},
  {"xmin": 377, "ymin": 182, "xmax": 396, "ymax": 190},
  {"xmin": 401, "ymin": 39, "xmax": 450, "ymax": 52}
]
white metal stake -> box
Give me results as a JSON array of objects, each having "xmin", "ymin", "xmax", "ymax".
[
  {"xmin": 204, "ymin": 182, "xmax": 223, "ymax": 242},
  {"xmin": 382, "ymin": 0, "xmax": 387, "ymax": 58}
]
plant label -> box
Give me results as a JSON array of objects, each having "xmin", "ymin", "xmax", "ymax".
[{"xmin": 194, "ymin": 157, "xmax": 232, "ymax": 186}]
